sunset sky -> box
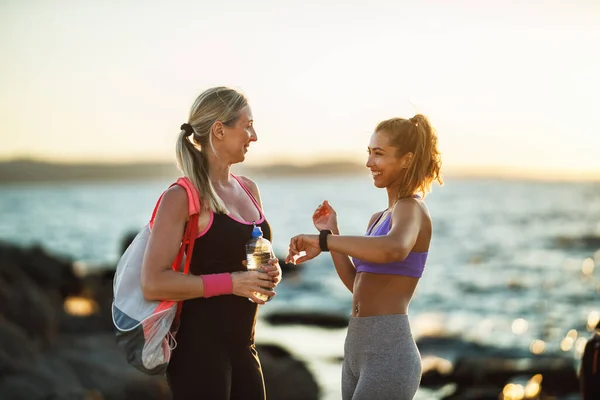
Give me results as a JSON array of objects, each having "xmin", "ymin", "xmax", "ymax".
[{"xmin": 1, "ymin": 0, "xmax": 599, "ymax": 178}]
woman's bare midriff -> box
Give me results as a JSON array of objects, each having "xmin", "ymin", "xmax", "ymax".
[{"xmin": 352, "ymin": 272, "xmax": 419, "ymax": 317}]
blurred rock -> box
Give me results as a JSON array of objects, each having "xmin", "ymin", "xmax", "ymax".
[
  {"xmin": 257, "ymin": 343, "xmax": 320, "ymax": 400},
  {"xmin": 0, "ymin": 316, "xmax": 38, "ymax": 376},
  {"xmin": 265, "ymin": 310, "xmax": 349, "ymax": 328},
  {"xmin": 0, "ymin": 241, "xmax": 170, "ymax": 400},
  {"xmin": 554, "ymin": 234, "xmax": 600, "ymax": 251},
  {"xmin": 441, "ymin": 387, "xmax": 500, "ymax": 400},
  {"xmin": 418, "ymin": 335, "xmax": 580, "ymax": 398},
  {"xmin": 0, "ymin": 246, "xmax": 60, "ymax": 346},
  {"xmin": 452, "ymin": 356, "xmax": 579, "ymax": 393}
]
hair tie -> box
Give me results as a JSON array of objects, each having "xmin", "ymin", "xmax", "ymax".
[
  {"xmin": 409, "ymin": 117, "xmax": 418, "ymax": 126},
  {"xmin": 180, "ymin": 123, "xmax": 194, "ymax": 137}
]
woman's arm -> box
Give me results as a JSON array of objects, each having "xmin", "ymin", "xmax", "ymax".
[
  {"xmin": 328, "ymin": 212, "xmax": 381, "ymax": 293},
  {"xmin": 141, "ymin": 185, "xmax": 275, "ymax": 303},
  {"xmin": 327, "ymin": 199, "xmax": 422, "ymax": 263},
  {"xmin": 289, "ymin": 199, "xmax": 422, "ymax": 265}
]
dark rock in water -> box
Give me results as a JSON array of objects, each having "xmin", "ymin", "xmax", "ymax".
[
  {"xmin": 417, "ymin": 335, "xmax": 530, "ymax": 360},
  {"xmin": 0, "ymin": 254, "xmax": 59, "ymax": 346},
  {"xmin": 0, "ymin": 354, "xmax": 88, "ymax": 400},
  {"xmin": 554, "ymin": 234, "xmax": 600, "ymax": 251},
  {"xmin": 120, "ymin": 231, "xmax": 139, "ymax": 254},
  {"xmin": 441, "ymin": 387, "xmax": 501, "ymax": 400},
  {"xmin": 0, "ymin": 242, "xmax": 172, "ymax": 400},
  {"xmin": 0, "ymin": 374, "xmax": 89, "ymax": 400},
  {"xmin": 418, "ymin": 335, "xmax": 580, "ymax": 398},
  {"xmin": 257, "ymin": 343, "xmax": 320, "ymax": 400},
  {"xmin": 452, "ymin": 355, "xmax": 579, "ymax": 393},
  {"xmin": 0, "ymin": 316, "xmax": 38, "ymax": 376},
  {"xmin": 53, "ymin": 333, "xmax": 171, "ymax": 400},
  {"xmin": 265, "ymin": 310, "xmax": 349, "ymax": 328},
  {"xmin": 0, "ymin": 242, "xmax": 83, "ymax": 298}
]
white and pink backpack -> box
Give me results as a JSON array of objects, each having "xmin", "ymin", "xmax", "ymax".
[{"xmin": 112, "ymin": 177, "xmax": 200, "ymax": 374}]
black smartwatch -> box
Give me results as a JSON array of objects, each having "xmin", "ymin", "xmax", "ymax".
[{"xmin": 319, "ymin": 229, "xmax": 332, "ymax": 252}]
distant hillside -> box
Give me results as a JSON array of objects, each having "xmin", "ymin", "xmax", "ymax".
[
  {"xmin": 3, "ymin": 159, "xmax": 592, "ymax": 184},
  {"xmin": 0, "ymin": 160, "xmax": 366, "ymax": 183},
  {"xmin": 244, "ymin": 161, "xmax": 365, "ymax": 177},
  {"xmin": 0, "ymin": 160, "xmax": 181, "ymax": 183}
]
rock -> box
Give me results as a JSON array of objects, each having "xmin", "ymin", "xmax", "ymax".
[
  {"xmin": 264, "ymin": 310, "xmax": 349, "ymax": 329},
  {"xmin": 554, "ymin": 234, "xmax": 600, "ymax": 251},
  {"xmin": 0, "ymin": 242, "xmax": 82, "ymax": 298},
  {"xmin": 0, "ymin": 257, "xmax": 59, "ymax": 346},
  {"xmin": 54, "ymin": 334, "xmax": 171, "ymax": 400},
  {"xmin": 417, "ymin": 335, "xmax": 529, "ymax": 362},
  {"xmin": 258, "ymin": 343, "xmax": 320, "ymax": 400},
  {"xmin": 0, "ymin": 316, "xmax": 38, "ymax": 376},
  {"xmin": 0, "ymin": 355, "xmax": 87, "ymax": 400},
  {"xmin": 418, "ymin": 335, "xmax": 580, "ymax": 398},
  {"xmin": 451, "ymin": 355, "xmax": 579, "ymax": 393},
  {"xmin": 441, "ymin": 387, "xmax": 501, "ymax": 400}
]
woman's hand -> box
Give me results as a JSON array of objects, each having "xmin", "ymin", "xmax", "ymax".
[
  {"xmin": 262, "ymin": 257, "xmax": 282, "ymax": 286},
  {"xmin": 286, "ymin": 234, "xmax": 321, "ymax": 265},
  {"xmin": 313, "ymin": 200, "xmax": 339, "ymax": 233},
  {"xmin": 231, "ymin": 270, "xmax": 276, "ymax": 304},
  {"xmin": 241, "ymin": 258, "xmax": 282, "ymax": 286}
]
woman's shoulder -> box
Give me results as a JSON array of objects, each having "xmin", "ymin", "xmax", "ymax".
[
  {"xmin": 236, "ymin": 175, "xmax": 261, "ymax": 200},
  {"xmin": 236, "ymin": 175, "xmax": 257, "ymax": 188},
  {"xmin": 156, "ymin": 185, "xmax": 189, "ymax": 220},
  {"xmin": 392, "ymin": 196, "xmax": 430, "ymax": 222}
]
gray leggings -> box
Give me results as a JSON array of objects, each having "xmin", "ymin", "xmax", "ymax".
[{"xmin": 342, "ymin": 314, "xmax": 421, "ymax": 400}]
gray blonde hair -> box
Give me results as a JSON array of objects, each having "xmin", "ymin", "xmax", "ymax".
[{"xmin": 176, "ymin": 87, "xmax": 248, "ymax": 213}]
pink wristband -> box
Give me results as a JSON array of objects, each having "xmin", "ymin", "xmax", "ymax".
[{"xmin": 202, "ymin": 273, "xmax": 233, "ymax": 298}]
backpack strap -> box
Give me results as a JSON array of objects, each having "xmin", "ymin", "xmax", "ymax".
[
  {"xmin": 147, "ymin": 177, "xmax": 201, "ymax": 276},
  {"xmin": 172, "ymin": 177, "xmax": 201, "ymax": 326},
  {"xmin": 171, "ymin": 177, "xmax": 200, "ymax": 276},
  {"xmin": 175, "ymin": 176, "xmax": 201, "ymax": 216}
]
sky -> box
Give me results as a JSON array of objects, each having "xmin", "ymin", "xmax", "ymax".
[{"xmin": 1, "ymin": 0, "xmax": 599, "ymax": 178}]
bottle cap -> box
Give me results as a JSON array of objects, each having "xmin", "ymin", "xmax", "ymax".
[{"xmin": 251, "ymin": 225, "xmax": 263, "ymax": 238}]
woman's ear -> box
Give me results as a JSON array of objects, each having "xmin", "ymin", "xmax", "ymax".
[
  {"xmin": 401, "ymin": 152, "xmax": 413, "ymax": 168},
  {"xmin": 212, "ymin": 121, "xmax": 225, "ymax": 140}
]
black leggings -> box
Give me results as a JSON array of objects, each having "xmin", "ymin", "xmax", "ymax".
[{"xmin": 167, "ymin": 342, "xmax": 265, "ymax": 400}]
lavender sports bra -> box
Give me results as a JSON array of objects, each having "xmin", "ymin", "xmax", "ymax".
[{"xmin": 351, "ymin": 211, "xmax": 428, "ymax": 278}]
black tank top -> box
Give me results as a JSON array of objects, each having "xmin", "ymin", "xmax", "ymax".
[{"xmin": 175, "ymin": 177, "xmax": 272, "ymax": 350}]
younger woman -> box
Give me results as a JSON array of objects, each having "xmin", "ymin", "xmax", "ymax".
[{"xmin": 287, "ymin": 115, "xmax": 443, "ymax": 400}]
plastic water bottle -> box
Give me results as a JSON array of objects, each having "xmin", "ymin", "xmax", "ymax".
[{"xmin": 246, "ymin": 225, "xmax": 274, "ymax": 303}]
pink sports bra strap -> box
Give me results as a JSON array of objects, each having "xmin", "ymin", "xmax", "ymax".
[{"xmin": 231, "ymin": 174, "xmax": 262, "ymax": 210}]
